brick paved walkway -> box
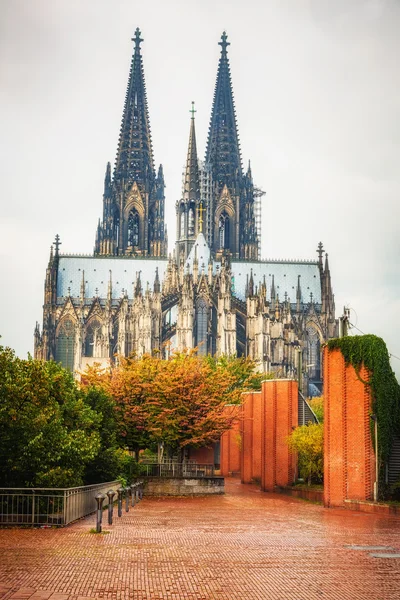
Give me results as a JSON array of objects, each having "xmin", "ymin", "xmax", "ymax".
[{"xmin": 1, "ymin": 479, "xmax": 400, "ymax": 599}]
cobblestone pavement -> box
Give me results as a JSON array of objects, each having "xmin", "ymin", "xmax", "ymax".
[{"xmin": 1, "ymin": 479, "xmax": 400, "ymax": 600}]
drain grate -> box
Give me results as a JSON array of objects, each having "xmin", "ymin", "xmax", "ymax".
[
  {"xmin": 370, "ymin": 553, "xmax": 400, "ymax": 559},
  {"xmin": 346, "ymin": 545, "xmax": 394, "ymax": 551}
]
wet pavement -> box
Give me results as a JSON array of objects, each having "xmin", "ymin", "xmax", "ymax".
[{"xmin": 0, "ymin": 478, "xmax": 399, "ymax": 599}]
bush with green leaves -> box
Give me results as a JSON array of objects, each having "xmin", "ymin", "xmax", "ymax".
[{"xmin": 287, "ymin": 423, "xmax": 324, "ymax": 485}]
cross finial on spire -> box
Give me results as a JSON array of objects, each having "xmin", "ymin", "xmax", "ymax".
[
  {"xmin": 190, "ymin": 101, "xmax": 196, "ymax": 120},
  {"xmin": 219, "ymin": 31, "xmax": 230, "ymax": 53},
  {"xmin": 54, "ymin": 234, "xmax": 61, "ymax": 256},
  {"xmin": 132, "ymin": 27, "xmax": 143, "ymax": 49},
  {"xmin": 317, "ymin": 241, "xmax": 324, "ymax": 263},
  {"xmin": 198, "ymin": 202, "xmax": 205, "ymax": 232}
]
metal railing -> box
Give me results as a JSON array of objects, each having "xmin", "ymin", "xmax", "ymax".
[
  {"xmin": 141, "ymin": 463, "xmax": 215, "ymax": 478},
  {"xmin": 0, "ymin": 481, "xmax": 119, "ymax": 527}
]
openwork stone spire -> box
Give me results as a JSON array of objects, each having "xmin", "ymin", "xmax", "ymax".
[
  {"xmin": 183, "ymin": 102, "xmax": 200, "ymax": 202},
  {"xmin": 114, "ymin": 28, "xmax": 155, "ymax": 190},
  {"xmin": 205, "ymin": 31, "xmax": 242, "ymax": 192},
  {"xmin": 95, "ymin": 29, "xmax": 166, "ymax": 257},
  {"xmin": 175, "ymin": 103, "xmax": 201, "ymax": 259}
]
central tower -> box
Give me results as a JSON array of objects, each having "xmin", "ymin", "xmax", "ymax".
[{"xmin": 95, "ymin": 28, "xmax": 167, "ymax": 257}]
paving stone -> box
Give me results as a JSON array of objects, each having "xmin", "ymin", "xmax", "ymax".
[{"xmin": 1, "ymin": 478, "xmax": 400, "ymax": 599}]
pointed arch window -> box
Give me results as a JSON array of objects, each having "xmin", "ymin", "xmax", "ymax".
[
  {"xmin": 114, "ymin": 213, "xmax": 120, "ymax": 248},
  {"xmin": 196, "ymin": 298, "xmax": 208, "ymax": 356},
  {"xmin": 188, "ymin": 208, "xmax": 195, "ymax": 237},
  {"xmin": 85, "ymin": 319, "xmax": 101, "ymax": 357},
  {"xmin": 180, "ymin": 211, "xmax": 185, "ymax": 239},
  {"xmin": 128, "ymin": 209, "xmax": 140, "ymax": 247},
  {"xmin": 306, "ymin": 326, "xmax": 321, "ymax": 385},
  {"xmin": 218, "ymin": 211, "xmax": 230, "ymax": 250},
  {"xmin": 55, "ymin": 319, "xmax": 75, "ymax": 372}
]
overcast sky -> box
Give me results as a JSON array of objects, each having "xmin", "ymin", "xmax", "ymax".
[{"xmin": 1, "ymin": 0, "xmax": 399, "ymax": 375}]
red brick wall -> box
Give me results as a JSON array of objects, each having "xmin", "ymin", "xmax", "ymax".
[
  {"xmin": 261, "ymin": 380, "xmax": 298, "ymax": 491},
  {"xmin": 189, "ymin": 446, "xmax": 214, "ymax": 465},
  {"xmin": 324, "ymin": 347, "xmax": 375, "ymax": 507},
  {"xmin": 220, "ymin": 419, "xmax": 241, "ymax": 476},
  {"xmin": 241, "ymin": 392, "xmax": 262, "ymax": 483}
]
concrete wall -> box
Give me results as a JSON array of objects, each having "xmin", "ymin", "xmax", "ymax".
[
  {"xmin": 144, "ymin": 477, "xmax": 224, "ymax": 496},
  {"xmin": 324, "ymin": 347, "xmax": 376, "ymax": 507}
]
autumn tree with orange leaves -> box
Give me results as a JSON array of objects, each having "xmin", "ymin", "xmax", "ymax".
[{"xmin": 82, "ymin": 351, "xmax": 265, "ymax": 460}]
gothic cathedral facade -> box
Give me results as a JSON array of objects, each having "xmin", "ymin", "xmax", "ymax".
[{"xmin": 34, "ymin": 30, "xmax": 337, "ymax": 396}]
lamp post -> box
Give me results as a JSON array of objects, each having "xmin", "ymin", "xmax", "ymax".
[
  {"xmin": 95, "ymin": 493, "xmax": 106, "ymax": 533},
  {"xmin": 130, "ymin": 483, "xmax": 136, "ymax": 507},
  {"xmin": 117, "ymin": 487, "xmax": 124, "ymax": 517},
  {"xmin": 107, "ymin": 490, "xmax": 115, "ymax": 525},
  {"xmin": 370, "ymin": 415, "xmax": 379, "ymax": 501}
]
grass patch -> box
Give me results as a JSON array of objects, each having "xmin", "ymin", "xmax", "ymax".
[{"xmin": 88, "ymin": 528, "xmax": 111, "ymax": 534}]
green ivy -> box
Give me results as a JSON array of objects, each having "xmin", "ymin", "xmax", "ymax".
[{"xmin": 327, "ymin": 335, "xmax": 400, "ymax": 479}]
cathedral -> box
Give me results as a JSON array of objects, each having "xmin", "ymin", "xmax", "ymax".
[{"xmin": 34, "ymin": 29, "xmax": 337, "ymax": 396}]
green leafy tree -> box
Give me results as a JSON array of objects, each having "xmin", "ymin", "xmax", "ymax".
[
  {"xmin": 287, "ymin": 423, "xmax": 324, "ymax": 485},
  {"xmin": 0, "ymin": 345, "xmax": 101, "ymax": 487},
  {"xmin": 308, "ymin": 396, "xmax": 324, "ymax": 423},
  {"xmin": 82, "ymin": 386, "xmax": 135, "ymax": 483}
]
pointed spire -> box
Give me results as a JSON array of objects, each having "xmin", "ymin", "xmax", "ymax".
[
  {"xmin": 134, "ymin": 271, "xmax": 142, "ymax": 297},
  {"xmin": 104, "ymin": 162, "xmax": 111, "ymax": 190},
  {"xmin": 296, "ymin": 274, "xmax": 302, "ymax": 312},
  {"xmin": 157, "ymin": 163, "xmax": 164, "ymax": 184},
  {"xmin": 183, "ymin": 102, "xmax": 200, "ymax": 203},
  {"xmin": 324, "ymin": 252, "xmax": 330, "ymax": 274},
  {"xmin": 271, "ymin": 274, "xmax": 276, "ymax": 299},
  {"xmin": 317, "ymin": 242, "xmax": 324, "ymax": 272},
  {"xmin": 205, "ymin": 31, "xmax": 242, "ymax": 190},
  {"xmin": 107, "ymin": 270, "xmax": 113, "ymax": 302},
  {"xmin": 113, "ymin": 28, "xmax": 155, "ymax": 190},
  {"xmin": 270, "ymin": 274, "xmax": 276, "ymax": 310},
  {"xmin": 80, "ymin": 270, "xmax": 85, "ymax": 303},
  {"xmin": 154, "ymin": 266, "xmax": 160, "ymax": 293},
  {"xmin": 246, "ymin": 160, "xmax": 252, "ymax": 181},
  {"xmin": 248, "ymin": 268, "xmax": 254, "ymax": 297}
]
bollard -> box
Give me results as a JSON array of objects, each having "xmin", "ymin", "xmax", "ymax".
[
  {"xmin": 107, "ymin": 490, "xmax": 116, "ymax": 525},
  {"xmin": 139, "ymin": 482, "xmax": 143, "ymax": 500},
  {"xmin": 117, "ymin": 487, "xmax": 124, "ymax": 517},
  {"xmin": 95, "ymin": 493, "xmax": 106, "ymax": 533},
  {"xmin": 125, "ymin": 487, "xmax": 130, "ymax": 512},
  {"xmin": 131, "ymin": 483, "xmax": 136, "ymax": 507},
  {"xmin": 136, "ymin": 485, "xmax": 140, "ymax": 503}
]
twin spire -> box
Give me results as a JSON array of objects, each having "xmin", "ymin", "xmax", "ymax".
[
  {"xmin": 97, "ymin": 29, "xmax": 253, "ymax": 259},
  {"xmin": 114, "ymin": 27, "xmax": 155, "ymax": 190},
  {"xmin": 206, "ymin": 30, "xmax": 242, "ymax": 190}
]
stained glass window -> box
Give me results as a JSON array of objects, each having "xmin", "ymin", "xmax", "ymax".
[
  {"xmin": 55, "ymin": 319, "xmax": 75, "ymax": 372},
  {"xmin": 188, "ymin": 208, "xmax": 195, "ymax": 236},
  {"xmin": 85, "ymin": 320, "xmax": 101, "ymax": 357},
  {"xmin": 180, "ymin": 212, "xmax": 185, "ymax": 238},
  {"xmin": 218, "ymin": 211, "xmax": 230, "ymax": 249},
  {"xmin": 196, "ymin": 298, "xmax": 208, "ymax": 356},
  {"xmin": 128, "ymin": 210, "xmax": 139, "ymax": 247}
]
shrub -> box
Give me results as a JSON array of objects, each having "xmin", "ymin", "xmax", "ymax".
[{"xmin": 287, "ymin": 423, "xmax": 324, "ymax": 485}]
